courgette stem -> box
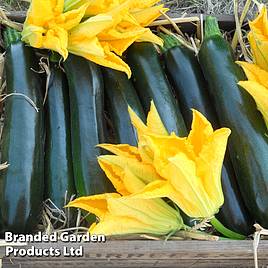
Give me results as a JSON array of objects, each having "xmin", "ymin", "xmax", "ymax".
[
  {"xmin": 160, "ymin": 33, "xmax": 181, "ymax": 52},
  {"xmin": 204, "ymin": 16, "xmax": 221, "ymax": 39},
  {"xmin": 210, "ymin": 217, "xmax": 246, "ymax": 240},
  {"xmin": 3, "ymin": 27, "xmax": 21, "ymax": 48}
]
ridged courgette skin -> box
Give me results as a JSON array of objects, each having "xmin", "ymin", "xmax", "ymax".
[
  {"xmin": 163, "ymin": 44, "xmax": 253, "ymax": 235},
  {"xmin": 0, "ymin": 30, "xmax": 44, "ymax": 234},
  {"xmin": 45, "ymin": 65, "xmax": 75, "ymax": 209},
  {"xmin": 199, "ymin": 17, "xmax": 268, "ymax": 227},
  {"xmin": 102, "ymin": 68, "xmax": 145, "ymax": 146},
  {"xmin": 64, "ymin": 55, "xmax": 113, "ymax": 197},
  {"xmin": 126, "ymin": 42, "xmax": 187, "ymax": 136}
]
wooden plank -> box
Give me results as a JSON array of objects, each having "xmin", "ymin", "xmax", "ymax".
[{"xmin": 0, "ymin": 240, "xmax": 267, "ymax": 267}]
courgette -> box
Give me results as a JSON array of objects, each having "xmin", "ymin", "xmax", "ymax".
[
  {"xmin": 64, "ymin": 55, "xmax": 113, "ymax": 197},
  {"xmin": 45, "ymin": 64, "xmax": 75, "ymax": 209},
  {"xmin": 162, "ymin": 34, "xmax": 253, "ymax": 235},
  {"xmin": 126, "ymin": 42, "xmax": 187, "ymax": 136},
  {"xmin": 199, "ymin": 17, "xmax": 268, "ymax": 227},
  {"xmin": 102, "ymin": 68, "xmax": 145, "ymax": 146},
  {"xmin": 0, "ymin": 28, "xmax": 44, "ymax": 234}
]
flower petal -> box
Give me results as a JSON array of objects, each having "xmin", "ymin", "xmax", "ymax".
[
  {"xmin": 21, "ymin": 25, "xmax": 46, "ymax": 48},
  {"xmin": 136, "ymin": 29, "xmax": 164, "ymax": 46},
  {"xmin": 107, "ymin": 37, "xmax": 143, "ymax": 56},
  {"xmin": 99, "ymin": 155, "xmax": 162, "ymax": 185},
  {"xmin": 64, "ymin": 0, "xmax": 89, "ymax": 12},
  {"xmin": 90, "ymin": 196, "xmax": 182, "ymax": 235},
  {"xmin": 131, "ymin": 5, "xmax": 168, "ymax": 27},
  {"xmin": 239, "ymin": 80, "xmax": 268, "ymax": 129},
  {"xmin": 68, "ymin": 36, "xmax": 105, "ymax": 58},
  {"xmin": 248, "ymin": 6, "xmax": 268, "ymax": 71},
  {"xmin": 196, "ymin": 128, "xmax": 230, "ymax": 207},
  {"xmin": 43, "ymin": 26, "xmax": 69, "ymax": 59},
  {"xmin": 130, "ymin": 0, "xmax": 161, "ymax": 9},
  {"xmin": 68, "ymin": 14, "xmax": 113, "ymax": 41},
  {"xmin": 128, "ymin": 105, "xmax": 148, "ymax": 138},
  {"xmin": 98, "ymin": 156, "xmax": 130, "ymax": 195},
  {"xmin": 98, "ymin": 144, "xmax": 141, "ymax": 160},
  {"xmin": 237, "ymin": 61, "xmax": 268, "ymax": 88},
  {"xmin": 146, "ymin": 101, "xmax": 168, "ymax": 135},
  {"xmin": 166, "ymin": 154, "xmax": 217, "ymax": 218},
  {"xmin": 66, "ymin": 193, "xmax": 121, "ymax": 219},
  {"xmin": 187, "ymin": 109, "xmax": 214, "ymax": 156},
  {"xmin": 24, "ymin": 0, "xmax": 55, "ymax": 26},
  {"xmin": 249, "ymin": 6, "xmax": 268, "ymax": 36},
  {"xmin": 86, "ymin": 0, "xmax": 122, "ymax": 16},
  {"xmin": 55, "ymin": 3, "xmax": 89, "ymax": 30},
  {"xmin": 144, "ymin": 133, "xmax": 189, "ymax": 175},
  {"xmin": 86, "ymin": 44, "xmax": 131, "ymax": 78}
]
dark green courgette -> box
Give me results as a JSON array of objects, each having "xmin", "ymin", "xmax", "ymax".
[
  {"xmin": 161, "ymin": 34, "xmax": 218, "ymax": 129},
  {"xmin": 0, "ymin": 28, "xmax": 44, "ymax": 234},
  {"xmin": 102, "ymin": 68, "xmax": 145, "ymax": 146},
  {"xmin": 64, "ymin": 55, "xmax": 113, "ymax": 197},
  {"xmin": 161, "ymin": 34, "xmax": 253, "ymax": 235},
  {"xmin": 45, "ymin": 64, "xmax": 75, "ymax": 209},
  {"xmin": 199, "ymin": 16, "xmax": 268, "ymax": 227},
  {"xmin": 126, "ymin": 42, "xmax": 187, "ymax": 136}
]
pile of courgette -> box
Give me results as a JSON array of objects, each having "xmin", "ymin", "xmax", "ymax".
[{"xmin": 0, "ymin": 14, "xmax": 267, "ymax": 238}]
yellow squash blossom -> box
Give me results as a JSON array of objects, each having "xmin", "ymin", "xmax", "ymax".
[
  {"xmin": 128, "ymin": 101, "xmax": 168, "ymax": 164},
  {"xmin": 67, "ymin": 14, "xmax": 113, "ymax": 58},
  {"xmin": 21, "ymin": 0, "xmax": 89, "ymax": 59},
  {"xmin": 131, "ymin": 5, "xmax": 168, "ymax": 27},
  {"xmin": 97, "ymin": 154, "xmax": 162, "ymax": 195},
  {"xmin": 67, "ymin": 193, "xmax": 183, "ymax": 236},
  {"xmin": 131, "ymin": 108, "xmax": 231, "ymax": 219},
  {"xmin": 66, "ymin": 14, "xmax": 132, "ymax": 77},
  {"xmin": 64, "ymin": 0, "xmax": 166, "ymax": 51},
  {"xmin": 64, "ymin": 0, "xmax": 122, "ymax": 16},
  {"xmin": 85, "ymin": 42, "xmax": 132, "ymax": 78},
  {"xmin": 67, "ymin": 144, "xmax": 183, "ymax": 236},
  {"xmin": 248, "ymin": 6, "xmax": 268, "ymax": 71},
  {"xmin": 21, "ymin": 0, "xmax": 132, "ymax": 76},
  {"xmin": 237, "ymin": 61, "xmax": 268, "ymax": 128}
]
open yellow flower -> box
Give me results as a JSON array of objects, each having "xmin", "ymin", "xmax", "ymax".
[
  {"xmin": 67, "ymin": 142, "xmax": 183, "ymax": 236},
  {"xmin": 128, "ymin": 101, "xmax": 168, "ymax": 164},
  {"xmin": 237, "ymin": 61, "xmax": 268, "ymax": 128},
  {"xmin": 67, "ymin": 14, "xmax": 113, "ymax": 58},
  {"xmin": 85, "ymin": 42, "xmax": 132, "ymax": 78},
  {"xmin": 248, "ymin": 6, "xmax": 268, "ymax": 71},
  {"xmin": 64, "ymin": 0, "xmax": 122, "ymax": 16},
  {"xmin": 21, "ymin": 0, "xmax": 88, "ymax": 59},
  {"xmin": 131, "ymin": 108, "xmax": 231, "ymax": 219},
  {"xmin": 64, "ymin": 0, "xmax": 166, "ymax": 52},
  {"xmin": 97, "ymin": 154, "xmax": 162, "ymax": 195},
  {"xmin": 131, "ymin": 5, "xmax": 168, "ymax": 27},
  {"xmin": 67, "ymin": 193, "xmax": 183, "ymax": 236}
]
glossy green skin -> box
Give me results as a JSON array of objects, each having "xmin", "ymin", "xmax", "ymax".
[
  {"xmin": 0, "ymin": 43, "xmax": 44, "ymax": 234},
  {"xmin": 199, "ymin": 35, "xmax": 268, "ymax": 227},
  {"xmin": 163, "ymin": 46, "xmax": 218, "ymax": 128},
  {"xmin": 45, "ymin": 65, "xmax": 75, "ymax": 209},
  {"xmin": 164, "ymin": 46, "xmax": 253, "ymax": 235},
  {"xmin": 102, "ymin": 68, "xmax": 145, "ymax": 146},
  {"xmin": 64, "ymin": 55, "xmax": 113, "ymax": 197},
  {"xmin": 126, "ymin": 42, "xmax": 187, "ymax": 136}
]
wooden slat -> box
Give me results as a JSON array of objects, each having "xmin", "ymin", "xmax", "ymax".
[{"xmin": 0, "ymin": 240, "xmax": 267, "ymax": 267}]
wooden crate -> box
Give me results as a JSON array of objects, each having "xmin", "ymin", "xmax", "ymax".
[
  {"xmin": 0, "ymin": 240, "xmax": 268, "ymax": 267},
  {"xmin": 0, "ymin": 11, "xmax": 258, "ymax": 268}
]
